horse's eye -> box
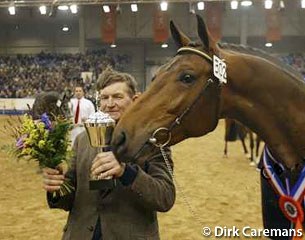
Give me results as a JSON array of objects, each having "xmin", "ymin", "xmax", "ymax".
[{"xmin": 179, "ymin": 73, "xmax": 195, "ymax": 84}]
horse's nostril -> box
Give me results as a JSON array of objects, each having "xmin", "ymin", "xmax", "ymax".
[
  {"xmin": 112, "ymin": 130, "xmax": 127, "ymax": 155},
  {"xmin": 117, "ymin": 131, "xmax": 126, "ymax": 147},
  {"xmin": 112, "ymin": 130, "xmax": 128, "ymax": 162}
]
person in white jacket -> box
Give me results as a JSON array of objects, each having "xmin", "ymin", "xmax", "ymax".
[{"xmin": 70, "ymin": 85, "xmax": 95, "ymax": 145}]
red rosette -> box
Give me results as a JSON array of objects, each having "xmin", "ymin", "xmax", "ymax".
[{"xmin": 279, "ymin": 195, "xmax": 304, "ymax": 223}]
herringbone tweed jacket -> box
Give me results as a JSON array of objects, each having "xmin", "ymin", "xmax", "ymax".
[{"xmin": 48, "ymin": 132, "xmax": 175, "ymax": 240}]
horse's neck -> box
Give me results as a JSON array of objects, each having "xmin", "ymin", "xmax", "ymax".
[{"xmin": 219, "ymin": 53, "xmax": 305, "ymax": 169}]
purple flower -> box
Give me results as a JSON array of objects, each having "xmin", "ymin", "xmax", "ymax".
[
  {"xmin": 16, "ymin": 135, "xmax": 27, "ymax": 149},
  {"xmin": 41, "ymin": 113, "xmax": 52, "ymax": 130}
]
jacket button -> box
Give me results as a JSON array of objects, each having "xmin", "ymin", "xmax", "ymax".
[{"xmin": 87, "ymin": 226, "xmax": 94, "ymax": 231}]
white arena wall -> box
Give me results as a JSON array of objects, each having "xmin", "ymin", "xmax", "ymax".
[{"xmin": 0, "ymin": 98, "xmax": 35, "ymax": 114}]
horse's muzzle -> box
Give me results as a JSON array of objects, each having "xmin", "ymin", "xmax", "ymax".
[{"xmin": 111, "ymin": 129, "xmax": 128, "ymax": 162}]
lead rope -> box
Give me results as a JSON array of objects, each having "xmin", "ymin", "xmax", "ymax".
[{"xmin": 160, "ymin": 146, "xmax": 205, "ymax": 231}]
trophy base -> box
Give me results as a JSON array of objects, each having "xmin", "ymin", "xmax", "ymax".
[{"xmin": 89, "ymin": 179, "xmax": 117, "ymax": 190}]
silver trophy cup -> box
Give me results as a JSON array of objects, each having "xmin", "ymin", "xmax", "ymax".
[{"xmin": 84, "ymin": 111, "xmax": 116, "ymax": 190}]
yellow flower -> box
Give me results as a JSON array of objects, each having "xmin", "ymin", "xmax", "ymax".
[
  {"xmin": 38, "ymin": 140, "xmax": 46, "ymax": 149},
  {"xmin": 13, "ymin": 113, "xmax": 73, "ymax": 171}
]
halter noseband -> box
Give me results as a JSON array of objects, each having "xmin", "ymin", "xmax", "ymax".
[{"xmin": 148, "ymin": 47, "xmax": 219, "ymax": 148}]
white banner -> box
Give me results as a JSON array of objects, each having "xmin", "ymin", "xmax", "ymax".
[{"xmin": 0, "ymin": 98, "xmax": 35, "ymax": 112}]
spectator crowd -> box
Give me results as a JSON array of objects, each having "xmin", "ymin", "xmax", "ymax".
[
  {"xmin": 0, "ymin": 51, "xmax": 304, "ymax": 99},
  {"xmin": 0, "ymin": 50, "xmax": 131, "ymax": 98},
  {"xmin": 280, "ymin": 53, "xmax": 305, "ymax": 79}
]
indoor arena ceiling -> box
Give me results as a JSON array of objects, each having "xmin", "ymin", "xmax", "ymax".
[{"xmin": 0, "ymin": 0, "xmax": 266, "ymax": 8}]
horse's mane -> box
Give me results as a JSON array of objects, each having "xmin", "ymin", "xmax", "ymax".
[{"xmin": 218, "ymin": 43, "xmax": 304, "ymax": 82}]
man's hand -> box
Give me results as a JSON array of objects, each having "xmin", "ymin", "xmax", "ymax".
[
  {"xmin": 91, "ymin": 152, "xmax": 126, "ymax": 179},
  {"xmin": 42, "ymin": 168, "xmax": 65, "ymax": 193}
]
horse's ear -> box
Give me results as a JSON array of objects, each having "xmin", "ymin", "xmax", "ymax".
[
  {"xmin": 196, "ymin": 14, "xmax": 217, "ymax": 52},
  {"xmin": 170, "ymin": 20, "xmax": 191, "ymax": 48},
  {"xmin": 196, "ymin": 15, "xmax": 209, "ymax": 49}
]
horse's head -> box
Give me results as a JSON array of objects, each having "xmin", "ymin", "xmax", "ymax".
[
  {"xmin": 31, "ymin": 89, "xmax": 73, "ymax": 120},
  {"xmin": 112, "ymin": 15, "xmax": 223, "ymax": 163}
]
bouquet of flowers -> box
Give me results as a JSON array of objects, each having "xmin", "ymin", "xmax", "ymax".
[{"xmin": 10, "ymin": 113, "xmax": 74, "ymax": 197}]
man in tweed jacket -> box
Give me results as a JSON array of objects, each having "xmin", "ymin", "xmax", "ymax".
[{"xmin": 42, "ymin": 67, "xmax": 175, "ymax": 240}]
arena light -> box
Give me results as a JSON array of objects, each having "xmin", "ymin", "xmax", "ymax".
[
  {"xmin": 189, "ymin": 2, "xmax": 195, "ymax": 14},
  {"xmin": 39, "ymin": 5, "xmax": 47, "ymax": 15},
  {"xmin": 302, "ymin": 0, "xmax": 305, "ymax": 8},
  {"xmin": 160, "ymin": 1, "xmax": 168, "ymax": 11},
  {"xmin": 62, "ymin": 26, "xmax": 69, "ymax": 32},
  {"xmin": 70, "ymin": 5, "xmax": 78, "ymax": 14},
  {"xmin": 116, "ymin": 4, "xmax": 122, "ymax": 13},
  {"xmin": 197, "ymin": 2, "xmax": 204, "ymax": 10},
  {"xmin": 48, "ymin": 3, "xmax": 57, "ymax": 17},
  {"xmin": 264, "ymin": 0, "xmax": 273, "ymax": 9},
  {"xmin": 230, "ymin": 0, "xmax": 238, "ymax": 9},
  {"xmin": 161, "ymin": 43, "xmax": 168, "ymax": 48},
  {"xmin": 110, "ymin": 43, "xmax": 117, "ymax": 48},
  {"xmin": 8, "ymin": 6, "xmax": 16, "ymax": 15},
  {"xmin": 58, "ymin": 5, "xmax": 69, "ymax": 11},
  {"xmin": 279, "ymin": 0, "xmax": 285, "ymax": 9},
  {"xmin": 265, "ymin": 42, "xmax": 272, "ymax": 47},
  {"xmin": 103, "ymin": 5, "xmax": 110, "ymax": 13},
  {"xmin": 131, "ymin": 3, "xmax": 138, "ymax": 12},
  {"xmin": 241, "ymin": 1, "xmax": 253, "ymax": 7}
]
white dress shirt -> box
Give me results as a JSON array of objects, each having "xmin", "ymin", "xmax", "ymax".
[{"xmin": 70, "ymin": 97, "xmax": 95, "ymax": 145}]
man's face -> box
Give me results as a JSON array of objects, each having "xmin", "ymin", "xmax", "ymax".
[
  {"xmin": 99, "ymin": 82, "xmax": 133, "ymax": 122},
  {"xmin": 74, "ymin": 87, "xmax": 84, "ymax": 99}
]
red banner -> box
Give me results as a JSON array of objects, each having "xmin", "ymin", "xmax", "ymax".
[
  {"xmin": 153, "ymin": 8, "xmax": 168, "ymax": 43},
  {"xmin": 101, "ymin": 8, "xmax": 116, "ymax": 44},
  {"xmin": 265, "ymin": 9, "xmax": 282, "ymax": 42},
  {"xmin": 206, "ymin": 2, "xmax": 223, "ymax": 41}
]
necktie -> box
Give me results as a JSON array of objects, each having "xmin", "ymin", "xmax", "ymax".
[{"xmin": 74, "ymin": 100, "xmax": 80, "ymax": 124}]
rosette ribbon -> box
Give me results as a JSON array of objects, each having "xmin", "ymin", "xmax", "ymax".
[{"xmin": 263, "ymin": 147, "xmax": 305, "ymax": 240}]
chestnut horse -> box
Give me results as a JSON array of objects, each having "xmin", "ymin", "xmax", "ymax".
[{"xmin": 112, "ymin": 16, "xmax": 305, "ymax": 174}]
